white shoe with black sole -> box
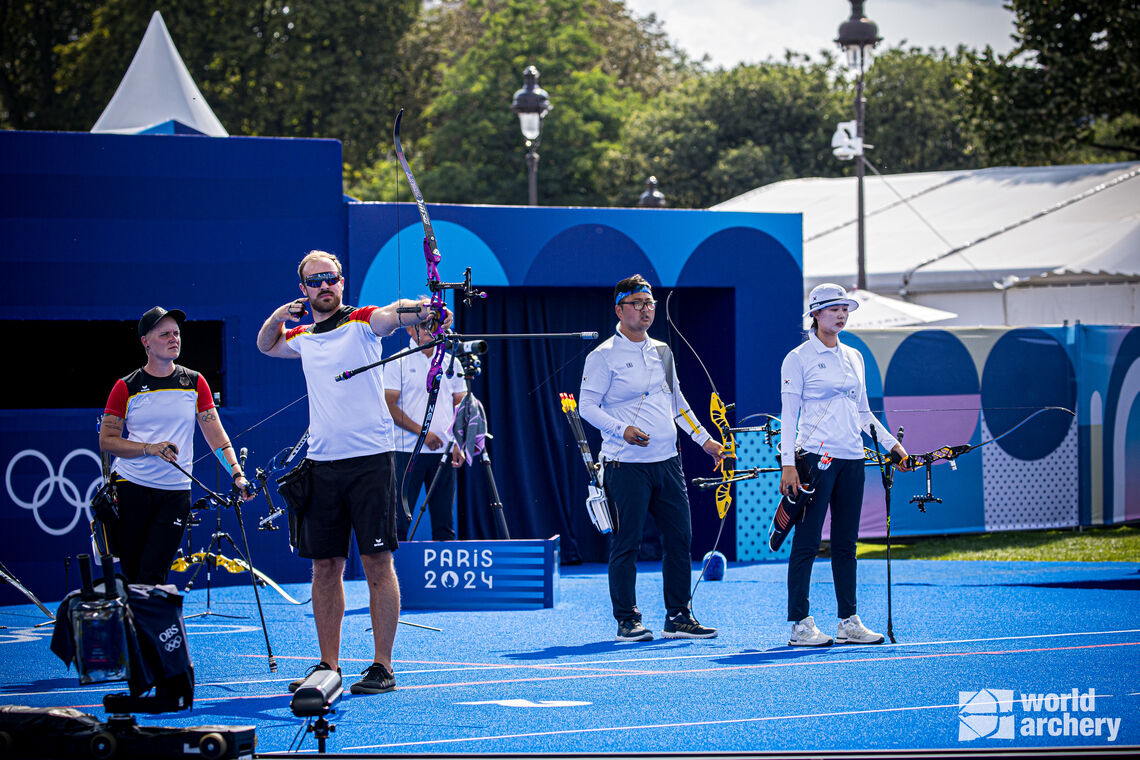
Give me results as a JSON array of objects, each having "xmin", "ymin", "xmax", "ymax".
[
  {"xmin": 836, "ymin": 614, "xmax": 884, "ymax": 645},
  {"xmin": 788, "ymin": 615, "xmax": 833, "ymax": 647}
]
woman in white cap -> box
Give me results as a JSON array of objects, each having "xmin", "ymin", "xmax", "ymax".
[
  {"xmin": 778, "ymin": 284, "xmax": 910, "ymax": 646},
  {"xmin": 98, "ymin": 306, "xmax": 252, "ymax": 585}
]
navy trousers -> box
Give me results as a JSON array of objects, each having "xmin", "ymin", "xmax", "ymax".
[
  {"xmin": 787, "ymin": 454, "xmax": 865, "ymax": 622},
  {"xmin": 604, "ymin": 456, "xmax": 693, "ymax": 622}
]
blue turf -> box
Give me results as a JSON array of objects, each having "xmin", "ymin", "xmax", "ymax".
[{"xmin": 2, "ymin": 559, "xmax": 1138, "ymax": 754}]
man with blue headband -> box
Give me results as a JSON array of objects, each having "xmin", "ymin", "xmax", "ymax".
[{"xmin": 579, "ymin": 274, "xmax": 724, "ymax": 641}]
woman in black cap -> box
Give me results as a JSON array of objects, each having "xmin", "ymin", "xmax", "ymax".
[
  {"xmin": 98, "ymin": 306, "xmax": 251, "ymax": 585},
  {"xmin": 779, "ymin": 284, "xmax": 910, "ymax": 647}
]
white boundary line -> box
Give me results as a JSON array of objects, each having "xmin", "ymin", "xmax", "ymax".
[
  {"xmin": 348, "ymin": 692, "xmax": 1131, "ymax": 751},
  {"xmin": 11, "ymin": 628, "xmax": 1139, "ymax": 699},
  {"xmin": 346, "ymin": 701, "xmax": 961, "ymax": 750}
]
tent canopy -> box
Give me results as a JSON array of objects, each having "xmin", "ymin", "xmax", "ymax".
[
  {"xmin": 91, "ymin": 11, "xmax": 227, "ymax": 137},
  {"xmin": 714, "ymin": 162, "xmax": 1140, "ymax": 298}
]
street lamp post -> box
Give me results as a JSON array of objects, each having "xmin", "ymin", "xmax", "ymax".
[
  {"xmin": 510, "ymin": 65, "xmax": 552, "ymax": 206},
  {"xmin": 836, "ymin": 0, "xmax": 881, "ymax": 291}
]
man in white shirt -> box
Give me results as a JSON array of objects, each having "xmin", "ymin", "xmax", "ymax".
[
  {"xmin": 257, "ymin": 250, "xmax": 443, "ymax": 695},
  {"xmin": 384, "ymin": 324, "xmax": 466, "ymax": 540},
  {"xmin": 579, "ymin": 274, "xmax": 724, "ymax": 642}
]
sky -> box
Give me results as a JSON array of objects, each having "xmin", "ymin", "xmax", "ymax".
[{"xmin": 621, "ymin": 0, "xmax": 1019, "ymax": 69}]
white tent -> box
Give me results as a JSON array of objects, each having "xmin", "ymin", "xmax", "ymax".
[
  {"xmin": 830, "ymin": 288, "xmax": 957, "ymax": 329},
  {"xmin": 715, "ymin": 162, "xmax": 1140, "ymax": 326},
  {"xmin": 91, "ymin": 11, "xmax": 227, "ymax": 137}
]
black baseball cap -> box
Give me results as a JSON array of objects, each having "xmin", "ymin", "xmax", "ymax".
[{"xmin": 138, "ymin": 306, "xmax": 186, "ymax": 337}]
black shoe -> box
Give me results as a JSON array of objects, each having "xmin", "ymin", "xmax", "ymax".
[
  {"xmin": 616, "ymin": 618, "xmax": 653, "ymax": 642},
  {"xmin": 289, "ymin": 661, "xmax": 340, "ymax": 693},
  {"xmin": 350, "ymin": 662, "xmax": 396, "ymax": 694},
  {"xmin": 662, "ymin": 610, "xmax": 717, "ymax": 639}
]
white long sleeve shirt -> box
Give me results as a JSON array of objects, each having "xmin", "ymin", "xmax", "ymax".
[
  {"xmin": 779, "ymin": 331, "xmax": 899, "ymax": 466},
  {"xmin": 579, "ymin": 326, "xmax": 712, "ymax": 463}
]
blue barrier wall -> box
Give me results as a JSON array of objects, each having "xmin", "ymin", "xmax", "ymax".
[
  {"xmin": 736, "ymin": 324, "xmax": 1140, "ymax": 560},
  {"xmin": 0, "ymin": 130, "xmax": 803, "ymax": 604},
  {"xmin": 4, "ymin": 129, "xmax": 1133, "ymax": 606},
  {"xmin": 1, "ymin": 130, "xmax": 346, "ymax": 605}
]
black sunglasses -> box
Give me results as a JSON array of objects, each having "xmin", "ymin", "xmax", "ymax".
[{"xmin": 302, "ymin": 271, "xmax": 341, "ymax": 288}]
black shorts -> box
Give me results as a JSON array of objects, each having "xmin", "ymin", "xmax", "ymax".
[{"xmin": 297, "ymin": 452, "xmax": 399, "ymax": 559}]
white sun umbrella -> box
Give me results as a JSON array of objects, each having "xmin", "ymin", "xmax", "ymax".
[{"xmin": 803, "ymin": 288, "xmax": 958, "ymax": 329}]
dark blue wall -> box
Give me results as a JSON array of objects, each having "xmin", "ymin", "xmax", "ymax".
[{"xmin": 1, "ymin": 131, "xmax": 346, "ymax": 604}]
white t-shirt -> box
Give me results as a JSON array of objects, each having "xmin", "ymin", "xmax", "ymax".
[
  {"xmin": 283, "ymin": 305, "xmax": 395, "ymax": 460},
  {"xmin": 104, "ymin": 366, "xmax": 213, "ymax": 490},
  {"xmin": 382, "ymin": 338, "xmax": 467, "ymax": 452}
]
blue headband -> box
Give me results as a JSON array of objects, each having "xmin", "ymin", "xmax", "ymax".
[{"xmin": 615, "ymin": 285, "xmax": 651, "ymax": 305}]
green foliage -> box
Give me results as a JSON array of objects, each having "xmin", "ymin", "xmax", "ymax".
[
  {"xmin": 609, "ymin": 55, "xmax": 848, "ymax": 208},
  {"xmin": 32, "ymin": 0, "xmax": 418, "ymax": 167},
  {"xmin": 960, "ymin": 0, "xmax": 1140, "ymax": 164},
  {"xmin": 862, "ymin": 47, "xmax": 981, "ymax": 174},
  {"xmin": 857, "ymin": 525, "xmax": 1140, "ymax": 562},
  {"xmin": 5, "ymin": 0, "xmax": 1134, "ymax": 208},
  {"xmin": 349, "ymin": 0, "xmax": 693, "ymax": 205},
  {"xmin": 0, "ymin": 0, "xmax": 100, "ymax": 129}
]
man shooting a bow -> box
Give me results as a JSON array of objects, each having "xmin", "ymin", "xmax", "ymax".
[{"xmin": 257, "ymin": 250, "xmax": 446, "ymax": 695}]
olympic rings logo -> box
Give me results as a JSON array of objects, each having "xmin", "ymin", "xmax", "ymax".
[{"xmin": 4, "ymin": 449, "xmax": 102, "ymax": 536}]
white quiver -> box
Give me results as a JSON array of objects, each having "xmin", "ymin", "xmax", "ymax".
[{"xmin": 560, "ymin": 393, "xmax": 615, "ymax": 534}]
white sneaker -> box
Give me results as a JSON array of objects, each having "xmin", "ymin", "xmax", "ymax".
[
  {"xmin": 788, "ymin": 615, "xmax": 833, "ymax": 647},
  {"xmin": 836, "ymin": 614, "xmax": 885, "ymax": 645}
]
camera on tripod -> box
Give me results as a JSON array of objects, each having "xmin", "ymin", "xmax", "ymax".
[
  {"xmin": 451, "ymin": 339, "xmax": 487, "ymax": 380},
  {"xmin": 18, "ymin": 554, "xmax": 259, "ymax": 759},
  {"xmin": 289, "ymin": 668, "xmax": 342, "ymax": 752},
  {"xmin": 452, "ymin": 339, "xmax": 487, "ymax": 356}
]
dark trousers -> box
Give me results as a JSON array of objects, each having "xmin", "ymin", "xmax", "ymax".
[
  {"xmin": 787, "ymin": 454, "xmax": 865, "ymax": 622},
  {"xmin": 112, "ymin": 479, "xmax": 191, "ymax": 586},
  {"xmin": 394, "ymin": 449, "xmax": 456, "ymax": 541},
  {"xmin": 604, "ymin": 456, "xmax": 692, "ymax": 622}
]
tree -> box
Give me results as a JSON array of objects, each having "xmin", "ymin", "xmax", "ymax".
[
  {"xmin": 608, "ymin": 55, "xmax": 848, "ymax": 208},
  {"xmin": 860, "ymin": 47, "xmax": 981, "ymax": 174},
  {"xmin": 44, "ymin": 0, "xmax": 418, "ymax": 167},
  {"xmin": 349, "ymin": 0, "xmax": 694, "ymax": 205},
  {"xmin": 961, "ymin": 0, "xmax": 1140, "ymax": 164},
  {"xmin": 0, "ymin": 0, "xmax": 100, "ymax": 130}
]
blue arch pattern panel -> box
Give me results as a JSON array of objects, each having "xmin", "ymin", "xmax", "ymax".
[
  {"xmin": 1105, "ymin": 327, "xmax": 1140, "ymax": 524},
  {"xmin": 670, "ymin": 227, "xmax": 803, "ymax": 562},
  {"xmin": 347, "ymin": 202, "xmax": 804, "ymax": 562},
  {"xmin": 979, "ymin": 329, "xmax": 1078, "ymax": 531},
  {"xmin": 525, "ymin": 224, "xmax": 659, "ymax": 286},
  {"xmin": 981, "ymin": 329, "xmax": 1077, "ymax": 460},
  {"xmin": 883, "ymin": 330, "xmax": 983, "ymax": 535},
  {"xmin": 358, "ymin": 220, "xmax": 509, "ymax": 310}
]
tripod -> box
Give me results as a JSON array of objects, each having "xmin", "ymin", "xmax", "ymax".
[
  {"xmin": 181, "ymin": 501, "xmax": 249, "ymax": 621},
  {"xmin": 411, "ymin": 347, "xmax": 511, "ymax": 539},
  {"xmin": 164, "ymin": 451, "xmax": 279, "ymax": 672},
  {"xmin": 406, "ymin": 438, "xmax": 510, "ymax": 540}
]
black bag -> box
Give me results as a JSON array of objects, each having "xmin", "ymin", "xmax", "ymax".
[
  {"xmin": 51, "ymin": 583, "xmax": 194, "ymax": 714},
  {"xmin": 276, "ymin": 458, "xmax": 313, "ymax": 550},
  {"xmin": 89, "ymin": 476, "xmax": 119, "ymax": 558}
]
